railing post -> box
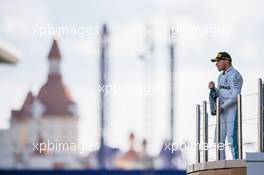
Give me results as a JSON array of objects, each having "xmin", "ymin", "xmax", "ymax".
[
  {"xmin": 237, "ymin": 94, "xmax": 243, "ymax": 159},
  {"xmin": 196, "ymin": 104, "xmax": 201, "ymax": 163},
  {"xmin": 202, "ymin": 101, "xmax": 208, "ymax": 162},
  {"xmin": 216, "ymin": 98, "xmax": 221, "ymax": 160},
  {"xmin": 258, "ymin": 78, "xmax": 264, "ymax": 152}
]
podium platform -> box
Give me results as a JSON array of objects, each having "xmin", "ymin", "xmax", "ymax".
[{"xmin": 187, "ymin": 160, "xmax": 246, "ymax": 175}]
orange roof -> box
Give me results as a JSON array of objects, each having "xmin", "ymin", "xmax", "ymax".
[
  {"xmin": 11, "ymin": 91, "xmax": 35, "ymax": 120},
  {"xmin": 37, "ymin": 76, "xmax": 76, "ymax": 116}
]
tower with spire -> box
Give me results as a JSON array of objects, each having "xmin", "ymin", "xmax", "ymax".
[{"xmin": 37, "ymin": 39, "xmax": 77, "ymax": 117}]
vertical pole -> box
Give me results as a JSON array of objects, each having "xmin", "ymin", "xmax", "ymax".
[
  {"xmin": 99, "ymin": 24, "xmax": 109, "ymax": 168},
  {"xmin": 237, "ymin": 94, "xmax": 243, "ymax": 159},
  {"xmin": 263, "ymin": 82, "xmax": 264, "ymax": 151},
  {"xmin": 258, "ymin": 78, "xmax": 264, "ymax": 152},
  {"xmin": 196, "ymin": 104, "xmax": 201, "ymax": 163},
  {"xmin": 216, "ymin": 98, "xmax": 221, "ymax": 160},
  {"xmin": 169, "ymin": 39, "xmax": 175, "ymax": 143},
  {"xmin": 202, "ymin": 101, "xmax": 208, "ymax": 162}
]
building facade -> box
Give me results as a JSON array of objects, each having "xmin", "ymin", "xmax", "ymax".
[{"xmin": 0, "ymin": 39, "xmax": 80, "ymax": 169}]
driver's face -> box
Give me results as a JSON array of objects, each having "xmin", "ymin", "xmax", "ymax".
[{"xmin": 216, "ymin": 60, "xmax": 225, "ymax": 71}]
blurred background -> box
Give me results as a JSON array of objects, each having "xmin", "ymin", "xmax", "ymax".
[{"xmin": 0, "ymin": 0, "xmax": 263, "ymax": 171}]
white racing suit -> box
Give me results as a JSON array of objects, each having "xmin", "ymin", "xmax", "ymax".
[{"xmin": 214, "ymin": 66, "xmax": 243, "ymax": 160}]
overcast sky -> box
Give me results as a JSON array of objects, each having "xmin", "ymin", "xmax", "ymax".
[{"xmin": 0, "ymin": 0, "xmax": 264, "ymax": 164}]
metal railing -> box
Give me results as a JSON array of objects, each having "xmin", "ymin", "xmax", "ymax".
[
  {"xmin": 216, "ymin": 98, "xmax": 221, "ymax": 160},
  {"xmin": 196, "ymin": 78, "xmax": 264, "ymax": 163},
  {"xmin": 196, "ymin": 104, "xmax": 201, "ymax": 163},
  {"xmin": 258, "ymin": 78, "xmax": 264, "ymax": 152},
  {"xmin": 202, "ymin": 101, "xmax": 208, "ymax": 162}
]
